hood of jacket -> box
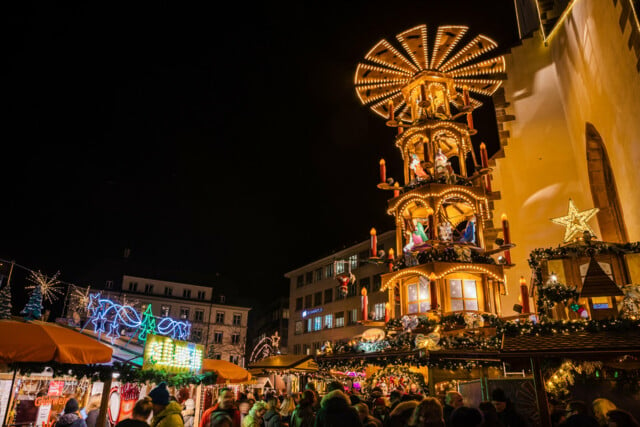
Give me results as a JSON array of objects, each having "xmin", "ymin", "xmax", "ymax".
[
  {"xmin": 320, "ymin": 389, "xmax": 351, "ymax": 410},
  {"xmin": 263, "ymin": 409, "xmax": 279, "ymax": 421},
  {"xmin": 56, "ymin": 413, "xmax": 82, "ymax": 426},
  {"xmin": 154, "ymin": 401, "xmax": 183, "ymax": 420},
  {"xmin": 389, "ymin": 400, "xmax": 418, "ymax": 417}
]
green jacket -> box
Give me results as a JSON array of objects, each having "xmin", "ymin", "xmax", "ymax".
[{"xmin": 151, "ymin": 401, "xmax": 184, "ymax": 427}]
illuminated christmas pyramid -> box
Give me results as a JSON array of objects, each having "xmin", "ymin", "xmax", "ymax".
[{"xmin": 355, "ymin": 25, "xmax": 516, "ymax": 323}]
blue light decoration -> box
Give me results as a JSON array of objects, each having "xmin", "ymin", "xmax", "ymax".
[{"xmin": 87, "ymin": 293, "xmax": 191, "ymax": 343}]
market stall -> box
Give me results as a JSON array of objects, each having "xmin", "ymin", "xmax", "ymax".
[
  {"xmin": 0, "ymin": 319, "xmax": 113, "ymax": 427},
  {"xmin": 248, "ymin": 355, "xmax": 318, "ymax": 394}
]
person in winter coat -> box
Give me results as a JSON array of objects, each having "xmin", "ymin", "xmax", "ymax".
[
  {"xmin": 116, "ymin": 398, "xmax": 154, "ymax": 427},
  {"xmin": 279, "ymin": 396, "xmax": 296, "ymax": 425},
  {"xmin": 55, "ymin": 399, "xmax": 87, "ymax": 427},
  {"xmin": 290, "ymin": 390, "xmax": 316, "ymax": 427},
  {"xmin": 491, "ymin": 388, "xmax": 525, "ymax": 427},
  {"xmin": 263, "ymin": 397, "xmax": 283, "ymax": 427},
  {"xmin": 354, "ymin": 403, "xmax": 382, "ymax": 427},
  {"xmin": 84, "ymin": 398, "xmax": 102, "ymax": 427},
  {"xmin": 387, "ymin": 401, "xmax": 418, "ymax": 427},
  {"xmin": 149, "ymin": 383, "xmax": 185, "ymax": 427},
  {"xmin": 314, "ymin": 389, "xmax": 362, "ymax": 427},
  {"xmin": 408, "ymin": 397, "xmax": 445, "ymax": 427},
  {"xmin": 207, "ymin": 389, "xmax": 242, "ymax": 427},
  {"xmin": 242, "ymin": 401, "xmax": 267, "ymax": 427}
]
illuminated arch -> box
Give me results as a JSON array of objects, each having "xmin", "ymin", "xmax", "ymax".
[{"xmin": 381, "ymin": 265, "xmax": 503, "ymax": 291}]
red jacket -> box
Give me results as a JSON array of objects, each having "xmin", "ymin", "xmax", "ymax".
[{"xmin": 199, "ymin": 402, "xmax": 241, "ymax": 427}]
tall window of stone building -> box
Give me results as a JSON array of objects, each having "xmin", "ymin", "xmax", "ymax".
[
  {"xmin": 164, "ymin": 287, "xmax": 173, "ymax": 296},
  {"xmin": 296, "ymin": 275, "xmax": 304, "ymax": 287},
  {"xmin": 194, "ymin": 310, "xmax": 204, "ymax": 322},
  {"xmin": 324, "ymin": 288, "xmax": 333, "ymax": 304},
  {"xmin": 161, "ymin": 305, "xmax": 171, "ymax": 316},
  {"xmin": 315, "ymin": 268, "xmax": 322, "ymax": 281},
  {"xmin": 183, "ymin": 289, "xmax": 191, "ymax": 298},
  {"xmin": 325, "ymin": 264, "xmax": 334, "ymax": 278},
  {"xmin": 295, "ymin": 297, "xmax": 303, "ymax": 311},
  {"xmin": 216, "ymin": 312, "xmax": 225, "ymax": 324},
  {"xmin": 306, "ymin": 272, "xmax": 314, "ymax": 284},
  {"xmin": 586, "ymin": 123, "xmax": 628, "ymax": 243}
]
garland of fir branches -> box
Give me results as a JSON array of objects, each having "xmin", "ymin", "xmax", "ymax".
[{"xmin": 10, "ymin": 361, "xmax": 218, "ymax": 387}]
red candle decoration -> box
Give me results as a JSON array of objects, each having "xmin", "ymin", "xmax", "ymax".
[
  {"xmin": 519, "ymin": 276, "xmax": 530, "ymax": 314},
  {"xmin": 480, "ymin": 142, "xmax": 492, "ymax": 192},
  {"xmin": 384, "ymin": 302, "xmax": 390, "ymax": 323},
  {"xmin": 361, "ymin": 287, "xmax": 368, "ymax": 322},
  {"xmin": 463, "ymin": 85, "xmax": 470, "ymax": 107},
  {"xmin": 429, "ymin": 272, "xmax": 438, "ymax": 310},
  {"xmin": 502, "ymin": 213, "xmax": 512, "ymax": 265},
  {"xmin": 379, "ymin": 159, "xmax": 386, "ymax": 183},
  {"xmin": 388, "ymin": 100, "xmax": 395, "ymax": 121},
  {"xmin": 370, "ymin": 228, "xmax": 377, "ymax": 257},
  {"xmin": 393, "ymin": 182, "xmax": 400, "ymax": 198},
  {"xmin": 420, "ymin": 84, "xmax": 427, "ymax": 104},
  {"xmin": 467, "ymin": 112, "xmax": 474, "ymax": 130}
]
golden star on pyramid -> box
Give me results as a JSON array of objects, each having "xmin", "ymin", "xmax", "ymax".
[{"xmin": 551, "ymin": 199, "xmax": 600, "ymax": 243}]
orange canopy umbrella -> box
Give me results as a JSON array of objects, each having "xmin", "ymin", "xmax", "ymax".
[
  {"xmin": 0, "ymin": 319, "xmax": 113, "ymax": 364},
  {"xmin": 202, "ymin": 359, "xmax": 252, "ymax": 384}
]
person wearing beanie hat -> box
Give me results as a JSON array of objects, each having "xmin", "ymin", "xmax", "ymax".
[
  {"xmin": 54, "ymin": 398, "xmax": 87, "ymax": 427},
  {"xmin": 490, "ymin": 388, "xmax": 526, "ymax": 427},
  {"xmin": 149, "ymin": 383, "xmax": 184, "ymax": 427}
]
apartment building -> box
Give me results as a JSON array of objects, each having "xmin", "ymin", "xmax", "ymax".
[
  {"xmin": 285, "ymin": 231, "xmax": 394, "ymax": 356},
  {"xmin": 102, "ymin": 275, "xmax": 251, "ymax": 366}
]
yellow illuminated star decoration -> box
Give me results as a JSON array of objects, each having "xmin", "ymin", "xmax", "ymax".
[{"xmin": 551, "ymin": 199, "xmax": 599, "ymax": 243}]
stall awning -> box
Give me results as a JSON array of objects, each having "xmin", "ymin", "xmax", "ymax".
[
  {"xmin": 0, "ymin": 319, "xmax": 113, "ymax": 364},
  {"xmin": 202, "ymin": 359, "xmax": 252, "ymax": 383},
  {"xmin": 248, "ymin": 355, "xmax": 318, "ymax": 372}
]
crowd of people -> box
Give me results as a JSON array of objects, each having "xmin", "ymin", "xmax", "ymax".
[{"xmin": 50, "ymin": 381, "xmax": 640, "ymax": 427}]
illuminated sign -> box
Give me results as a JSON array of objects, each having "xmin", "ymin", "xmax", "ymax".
[
  {"xmin": 143, "ymin": 334, "xmax": 203, "ymax": 374},
  {"xmin": 302, "ymin": 308, "xmax": 323, "ymax": 318},
  {"xmin": 35, "ymin": 396, "xmax": 68, "ymax": 407},
  {"xmin": 87, "ymin": 293, "xmax": 191, "ymax": 344},
  {"xmin": 48, "ymin": 381, "xmax": 64, "ymax": 397}
]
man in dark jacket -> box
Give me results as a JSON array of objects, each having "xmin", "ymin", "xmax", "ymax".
[
  {"xmin": 55, "ymin": 399, "xmax": 87, "ymax": 427},
  {"xmin": 443, "ymin": 391, "xmax": 463, "ymax": 427},
  {"xmin": 314, "ymin": 389, "xmax": 362, "ymax": 427},
  {"xmin": 563, "ymin": 400, "xmax": 599, "ymax": 427},
  {"xmin": 491, "ymin": 388, "xmax": 526, "ymax": 427},
  {"xmin": 200, "ymin": 388, "xmax": 241, "ymax": 427},
  {"xmin": 263, "ymin": 397, "xmax": 283, "ymax": 427}
]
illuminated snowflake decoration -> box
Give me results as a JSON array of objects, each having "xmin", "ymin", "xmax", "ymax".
[{"xmin": 26, "ymin": 270, "xmax": 63, "ymax": 303}]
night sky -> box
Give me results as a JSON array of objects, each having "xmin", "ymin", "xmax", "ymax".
[{"xmin": 5, "ymin": 1, "xmax": 519, "ymax": 310}]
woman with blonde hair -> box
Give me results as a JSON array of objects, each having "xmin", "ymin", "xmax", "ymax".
[
  {"xmin": 593, "ymin": 398, "xmax": 616, "ymax": 426},
  {"xmin": 409, "ymin": 397, "xmax": 445, "ymax": 427},
  {"xmin": 85, "ymin": 397, "xmax": 102, "ymax": 427},
  {"xmin": 279, "ymin": 395, "xmax": 296, "ymax": 425},
  {"xmin": 242, "ymin": 401, "xmax": 268, "ymax": 427}
]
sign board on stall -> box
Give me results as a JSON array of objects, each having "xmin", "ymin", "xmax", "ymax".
[
  {"xmin": 0, "ymin": 380, "xmax": 12, "ymax": 425},
  {"xmin": 143, "ymin": 334, "xmax": 204, "ymax": 374},
  {"xmin": 48, "ymin": 381, "xmax": 64, "ymax": 397}
]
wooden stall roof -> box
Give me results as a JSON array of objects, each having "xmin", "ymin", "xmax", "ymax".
[
  {"xmin": 248, "ymin": 355, "xmax": 318, "ymax": 372},
  {"xmin": 580, "ymin": 257, "xmax": 624, "ymax": 298},
  {"xmin": 501, "ymin": 330, "xmax": 640, "ymax": 358}
]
